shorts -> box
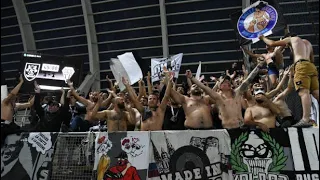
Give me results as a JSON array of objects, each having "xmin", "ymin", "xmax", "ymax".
[
  {"xmin": 294, "ymin": 60, "xmax": 319, "ymax": 92},
  {"xmin": 267, "ymin": 62, "xmax": 279, "ymax": 76}
]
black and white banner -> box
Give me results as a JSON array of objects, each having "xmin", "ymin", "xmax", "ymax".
[
  {"xmin": 228, "ymin": 128, "xmax": 319, "ymax": 180},
  {"xmin": 151, "ymin": 53, "xmax": 183, "ymax": 83},
  {"xmin": 148, "ymin": 130, "xmax": 232, "ymax": 180},
  {"xmin": 1, "ymin": 132, "xmax": 58, "ymax": 180}
]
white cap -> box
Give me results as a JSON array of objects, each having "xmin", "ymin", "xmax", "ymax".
[{"xmin": 254, "ymin": 89, "xmax": 265, "ymax": 95}]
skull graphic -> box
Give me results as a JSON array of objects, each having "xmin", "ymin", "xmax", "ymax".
[
  {"xmin": 121, "ymin": 137, "xmax": 144, "ymax": 157},
  {"xmin": 240, "ymin": 132, "xmax": 272, "ymax": 177}
]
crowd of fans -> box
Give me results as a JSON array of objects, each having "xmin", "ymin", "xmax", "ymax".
[{"xmin": 1, "ymin": 33, "xmax": 319, "ymax": 146}]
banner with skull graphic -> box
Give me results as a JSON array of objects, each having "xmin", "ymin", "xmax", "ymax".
[
  {"xmin": 228, "ymin": 128, "xmax": 319, "ymax": 180},
  {"xmin": 148, "ymin": 130, "xmax": 232, "ymax": 180},
  {"xmin": 93, "ymin": 131, "xmax": 150, "ymax": 180}
]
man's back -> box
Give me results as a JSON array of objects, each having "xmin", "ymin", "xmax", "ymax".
[{"xmin": 290, "ymin": 37, "xmax": 312, "ymax": 62}]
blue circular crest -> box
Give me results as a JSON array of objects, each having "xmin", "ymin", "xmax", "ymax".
[{"xmin": 237, "ymin": 4, "xmax": 278, "ymax": 39}]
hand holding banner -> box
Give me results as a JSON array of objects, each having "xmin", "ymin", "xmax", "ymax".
[{"xmin": 151, "ymin": 53, "xmax": 183, "ymax": 83}]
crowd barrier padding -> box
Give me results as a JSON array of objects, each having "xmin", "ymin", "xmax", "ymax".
[{"xmin": 1, "ymin": 128, "xmax": 319, "ymax": 180}]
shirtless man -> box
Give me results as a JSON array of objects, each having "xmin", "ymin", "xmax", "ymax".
[
  {"xmin": 1, "ymin": 75, "xmax": 34, "ymax": 123},
  {"xmin": 241, "ymin": 45, "xmax": 284, "ymax": 88},
  {"xmin": 188, "ymin": 61, "xmax": 264, "ymax": 129},
  {"xmin": 259, "ymin": 33, "xmax": 319, "ymax": 126},
  {"xmin": 91, "ymin": 94, "xmax": 136, "ymax": 132},
  {"xmin": 123, "ymin": 75, "xmax": 170, "ymax": 131},
  {"xmin": 1, "ymin": 75, "xmax": 34, "ymax": 144},
  {"xmin": 170, "ymin": 73, "xmax": 214, "ymax": 129},
  {"xmin": 67, "ymin": 80, "xmax": 113, "ymax": 131},
  {"xmin": 244, "ymin": 87, "xmax": 280, "ymax": 132}
]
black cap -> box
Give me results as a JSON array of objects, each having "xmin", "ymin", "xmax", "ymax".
[
  {"xmin": 47, "ymin": 100, "xmax": 59, "ymax": 107},
  {"xmin": 115, "ymin": 151, "xmax": 128, "ymax": 159}
]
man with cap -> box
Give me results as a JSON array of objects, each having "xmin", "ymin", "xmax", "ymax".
[
  {"xmin": 243, "ymin": 83, "xmax": 280, "ymax": 132},
  {"xmin": 188, "ymin": 61, "xmax": 265, "ymax": 129},
  {"xmin": 104, "ymin": 151, "xmax": 140, "ymax": 180},
  {"xmin": 33, "ymin": 81, "xmax": 70, "ymax": 132}
]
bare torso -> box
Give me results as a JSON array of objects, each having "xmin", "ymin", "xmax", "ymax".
[
  {"xmin": 183, "ymin": 96, "xmax": 213, "ymax": 129},
  {"xmin": 84, "ymin": 102, "xmax": 96, "ymax": 120},
  {"xmin": 290, "ymin": 37, "xmax": 312, "ymax": 62},
  {"xmin": 1, "ymin": 102, "xmax": 15, "ymax": 121},
  {"xmin": 107, "ymin": 110, "xmax": 130, "ymax": 132},
  {"xmin": 273, "ymin": 97, "xmax": 292, "ymax": 118},
  {"xmin": 217, "ymin": 95, "xmax": 243, "ymax": 129},
  {"xmin": 141, "ymin": 108, "xmax": 165, "ymax": 131},
  {"xmin": 249, "ymin": 105, "xmax": 276, "ymax": 128}
]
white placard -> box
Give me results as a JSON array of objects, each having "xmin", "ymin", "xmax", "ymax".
[{"xmin": 117, "ymin": 52, "xmax": 143, "ymax": 85}]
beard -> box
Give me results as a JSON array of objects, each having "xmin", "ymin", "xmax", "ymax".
[
  {"xmin": 191, "ymin": 90, "xmax": 202, "ymax": 96},
  {"xmin": 256, "ymin": 99, "xmax": 264, "ymax": 104},
  {"xmin": 118, "ymin": 103, "xmax": 125, "ymax": 109}
]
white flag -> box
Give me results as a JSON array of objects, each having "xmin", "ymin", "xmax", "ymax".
[
  {"xmin": 151, "ymin": 53, "xmax": 183, "ymax": 82},
  {"xmin": 195, "ymin": 61, "xmax": 201, "ymax": 80}
]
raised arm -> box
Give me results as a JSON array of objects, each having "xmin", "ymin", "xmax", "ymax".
[
  {"xmin": 124, "ymin": 103, "xmax": 137, "ymax": 125},
  {"xmin": 33, "ymin": 81, "xmax": 44, "ymax": 117},
  {"xmin": 241, "ymin": 46, "xmax": 263, "ymax": 58},
  {"xmin": 146, "ymin": 72, "xmax": 153, "ymax": 96},
  {"xmin": 59, "ymin": 88, "xmax": 66, "ymax": 106},
  {"xmin": 2, "ymin": 74, "xmax": 24, "ymax": 104},
  {"xmin": 274, "ymin": 69, "xmax": 294, "ymax": 100},
  {"xmin": 236, "ymin": 61, "xmax": 264, "ymax": 96},
  {"xmin": 266, "ymin": 66, "xmax": 291, "ymax": 99},
  {"xmin": 91, "ymin": 94, "xmax": 108, "ymax": 120},
  {"xmin": 67, "ymin": 79, "xmax": 90, "ymax": 106},
  {"xmin": 101, "ymin": 91, "xmax": 115, "ymax": 108},
  {"xmin": 16, "ymin": 95, "xmax": 35, "ymax": 110},
  {"xmin": 122, "ymin": 77, "xmax": 144, "ymax": 113},
  {"xmin": 259, "ymin": 35, "xmax": 291, "ymax": 47},
  {"xmin": 106, "ymin": 75, "xmax": 116, "ymax": 92},
  {"xmin": 187, "ymin": 70, "xmax": 222, "ymax": 103},
  {"xmin": 159, "ymin": 73, "xmax": 172, "ymax": 111},
  {"xmin": 137, "ymin": 79, "xmax": 147, "ymax": 100}
]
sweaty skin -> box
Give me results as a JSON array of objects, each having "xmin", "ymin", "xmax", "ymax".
[
  {"xmin": 92, "ymin": 97, "xmax": 135, "ymax": 132},
  {"xmin": 244, "ymin": 93, "xmax": 280, "ymax": 132},
  {"xmin": 1, "ymin": 75, "xmax": 34, "ymax": 122},
  {"xmin": 260, "ymin": 35, "xmax": 319, "ymax": 124},
  {"xmin": 170, "ymin": 81, "xmax": 214, "ymax": 129},
  {"xmin": 124, "ymin": 76, "xmax": 170, "ymax": 131},
  {"xmin": 67, "ymin": 80, "xmax": 113, "ymax": 121},
  {"xmin": 189, "ymin": 62, "xmax": 263, "ymax": 129}
]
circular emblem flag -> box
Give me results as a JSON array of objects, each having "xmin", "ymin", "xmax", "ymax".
[{"xmin": 237, "ymin": 2, "xmax": 278, "ymax": 39}]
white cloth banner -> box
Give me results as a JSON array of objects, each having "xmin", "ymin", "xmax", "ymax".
[
  {"xmin": 94, "ymin": 132, "xmax": 112, "ymax": 170},
  {"xmin": 151, "ymin": 53, "xmax": 183, "ymax": 83}
]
